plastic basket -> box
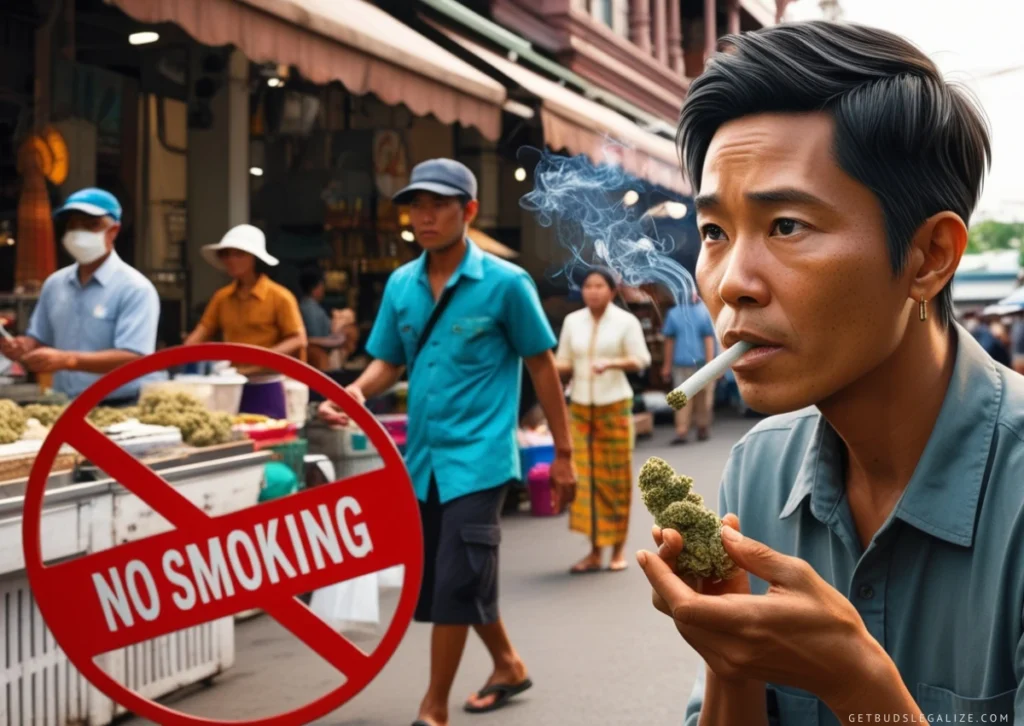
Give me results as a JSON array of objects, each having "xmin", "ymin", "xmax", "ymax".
[{"xmin": 255, "ymin": 438, "xmax": 308, "ymax": 482}]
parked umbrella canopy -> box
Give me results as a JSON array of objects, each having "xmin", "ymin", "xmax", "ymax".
[{"xmin": 983, "ymin": 285, "xmax": 1024, "ymax": 316}]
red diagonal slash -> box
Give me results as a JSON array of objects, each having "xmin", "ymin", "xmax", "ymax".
[
  {"xmin": 62, "ymin": 422, "xmax": 380, "ymax": 674},
  {"xmin": 24, "ymin": 343, "xmax": 423, "ymax": 726}
]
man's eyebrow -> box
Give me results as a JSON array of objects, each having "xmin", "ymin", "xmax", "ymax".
[
  {"xmin": 694, "ymin": 189, "xmax": 836, "ymax": 213},
  {"xmin": 693, "ymin": 194, "xmax": 720, "ymax": 212},
  {"xmin": 746, "ymin": 188, "xmax": 835, "ymax": 210}
]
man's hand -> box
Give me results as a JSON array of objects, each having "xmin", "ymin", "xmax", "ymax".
[
  {"xmin": 316, "ymin": 385, "xmax": 365, "ymax": 427},
  {"xmin": 549, "ymin": 451, "xmax": 576, "ymax": 510},
  {"xmin": 21, "ymin": 347, "xmax": 72, "ymax": 373},
  {"xmin": 1, "ymin": 335, "xmax": 32, "ymax": 362},
  {"xmin": 661, "ymin": 365, "xmax": 672, "ymax": 383},
  {"xmin": 638, "ymin": 521, "xmax": 885, "ymax": 711}
]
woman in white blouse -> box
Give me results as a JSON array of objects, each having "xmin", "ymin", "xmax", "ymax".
[{"xmin": 555, "ymin": 267, "xmax": 652, "ymax": 574}]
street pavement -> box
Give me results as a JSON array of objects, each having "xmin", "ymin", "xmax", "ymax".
[{"xmin": 124, "ymin": 413, "xmax": 758, "ymax": 726}]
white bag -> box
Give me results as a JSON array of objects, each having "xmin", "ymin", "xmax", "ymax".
[{"xmin": 310, "ymin": 573, "xmax": 380, "ymax": 633}]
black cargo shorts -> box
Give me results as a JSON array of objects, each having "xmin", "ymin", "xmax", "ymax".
[{"xmin": 415, "ymin": 475, "xmax": 510, "ymax": 625}]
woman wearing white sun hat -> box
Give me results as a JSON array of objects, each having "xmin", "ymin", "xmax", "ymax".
[{"xmin": 183, "ymin": 224, "xmax": 307, "ymax": 419}]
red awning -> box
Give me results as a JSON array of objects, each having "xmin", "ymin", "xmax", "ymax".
[{"xmin": 111, "ymin": 0, "xmax": 507, "ymax": 141}]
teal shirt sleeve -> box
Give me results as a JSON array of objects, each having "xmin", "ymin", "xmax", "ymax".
[
  {"xmin": 25, "ymin": 276, "xmax": 56, "ymax": 347},
  {"xmin": 501, "ymin": 270, "xmax": 557, "ymax": 358},
  {"xmin": 365, "ymin": 278, "xmax": 406, "ymax": 366}
]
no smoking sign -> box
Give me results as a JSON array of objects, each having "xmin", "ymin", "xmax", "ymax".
[{"xmin": 22, "ymin": 344, "xmax": 423, "ymax": 726}]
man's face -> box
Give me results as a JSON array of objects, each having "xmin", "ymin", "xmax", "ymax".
[
  {"xmin": 695, "ymin": 112, "xmax": 912, "ymax": 414},
  {"xmin": 407, "ymin": 192, "xmax": 477, "ymax": 251},
  {"xmin": 66, "ymin": 212, "xmax": 118, "ymax": 249}
]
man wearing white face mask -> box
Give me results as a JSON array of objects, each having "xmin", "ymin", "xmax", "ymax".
[{"xmin": 0, "ymin": 188, "xmax": 163, "ymax": 404}]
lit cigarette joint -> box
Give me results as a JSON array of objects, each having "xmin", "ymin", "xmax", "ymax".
[{"xmin": 666, "ymin": 341, "xmax": 754, "ymax": 410}]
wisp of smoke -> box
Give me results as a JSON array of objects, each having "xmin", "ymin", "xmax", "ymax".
[{"xmin": 519, "ymin": 146, "xmax": 697, "ymax": 306}]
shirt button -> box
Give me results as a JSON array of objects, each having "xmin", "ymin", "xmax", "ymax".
[{"xmin": 858, "ymin": 584, "xmax": 874, "ymax": 600}]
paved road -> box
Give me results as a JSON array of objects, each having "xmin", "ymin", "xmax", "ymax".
[{"xmin": 125, "ymin": 414, "xmax": 757, "ymax": 726}]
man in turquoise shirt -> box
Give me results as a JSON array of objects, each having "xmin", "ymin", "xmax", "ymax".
[
  {"xmin": 634, "ymin": 21, "xmax": 1023, "ymax": 725},
  {"xmin": 319, "ymin": 159, "xmax": 574, "ymax": 726}
]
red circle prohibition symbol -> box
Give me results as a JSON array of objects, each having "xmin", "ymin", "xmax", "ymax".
[{"xmin": 22, "ymin": 344, "xmax": 423, "ymax": 726}]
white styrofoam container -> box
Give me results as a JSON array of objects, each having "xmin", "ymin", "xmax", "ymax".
[
  {"xmin": 283, "ymin": 379, "xmax": 309, "ymax": 425},
  {"xmin": 142, "ymin": 374, "xmax": 248, "ymax": 415}
]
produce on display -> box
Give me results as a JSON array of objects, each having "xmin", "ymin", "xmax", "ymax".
[
  {"xmin": 638, "ymin": 457, "xmax": 738, "ymax": 582},
  {"xmin": 0, "ymin": 400, "xmax": 28, "ymax": 444},
  {"xmin": 22, "ymin": 403, "xmax": 64, "ymax": 427},
  {"xmin": 135, "ymin": 391, "xmax": 233, "ymax": 447}
]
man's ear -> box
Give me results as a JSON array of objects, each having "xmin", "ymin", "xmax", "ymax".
[
  {"xmin": 909, "ymin": 211, "xmax": 967, "ymax": 302},
  {"xmin": 105, "ymin": 223, "xmax": 122, "ymax": 247},
  {"xmin": 463, "ymin": 199, "xmax": 480, "ymax": 227}
]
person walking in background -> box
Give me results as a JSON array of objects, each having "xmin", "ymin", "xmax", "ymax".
[
  {"xmin": 556, "ymin": 267, "xmax": 651, "ymax": 574},
  {"xmin": 317, "ymin": 158, "xmax": 575, "ymax": 726},
  {"xmin": 298, "ymin": 267, "xmax": 348, "ymax": 371},
  {"xmin": 1012, "ymin": 314, "xmax": 1024, "ymax": 375},
  {"xmin": 183, "ymin": 224, "xmax": 306, "ymax": 418},
  {"xmin": 661, "ymin": 291, "xmax": 716, "ymax": 443}
]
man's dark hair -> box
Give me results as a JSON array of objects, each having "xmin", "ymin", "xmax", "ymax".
[
  {"xmin": 299, "ymin": 268, "xmax": 324, "ymax": 297},
  {"xmin": 677, "ymin": 21, "xmax": 991, "ymax": 326}
]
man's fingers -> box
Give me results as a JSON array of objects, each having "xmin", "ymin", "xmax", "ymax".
[
  {"xmin": 719, "ymin": 526, "xmax": 809, "ymax": 587},
  {"xmin": 638, "ymin": 549, "xmax": 693, "ymax": 615}
]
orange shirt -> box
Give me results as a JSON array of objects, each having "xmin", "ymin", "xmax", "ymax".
[{"xmin": 199, "ymin": 275, "xmax": 306, "ymax": 360}]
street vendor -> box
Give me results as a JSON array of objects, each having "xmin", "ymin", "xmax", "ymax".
[
  {"xmin": 183, "ymin": 224, "xmax": 306, "ymax": 419},
  {"xmin": 0, "ymin": 187, "xmax": 162, "ymax": 405},
  {"xmin": 637, "ymin": 20, "xmax": 1024, "ymax": 726}
]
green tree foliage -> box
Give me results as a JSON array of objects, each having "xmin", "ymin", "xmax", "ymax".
[{"xmin": 967, "ymin": 221, "xmax": 1024, "ymax": 254}]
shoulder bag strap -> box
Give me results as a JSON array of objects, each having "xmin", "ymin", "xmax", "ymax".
[{"xmin": 410, "ymin": 281, "xmax": 459, "ymax": 371}]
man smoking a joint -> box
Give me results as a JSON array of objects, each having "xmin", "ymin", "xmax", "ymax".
[{"xmin": 637, "ymin": 21, "xmax": 1024, "ymax": 726}]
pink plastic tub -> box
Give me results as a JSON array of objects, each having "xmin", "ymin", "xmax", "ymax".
[{"xmin": 527, "ymin": 463, "xmax": 559, "ymax": 516}]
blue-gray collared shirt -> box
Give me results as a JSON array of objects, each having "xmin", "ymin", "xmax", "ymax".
[
  {"xmin": 685, "ymin": 323, "xmax": 1024, "ymax": 725},
  {"xmin": 26, "ymin": 252, "xmax": 164, "ymax": 401}
]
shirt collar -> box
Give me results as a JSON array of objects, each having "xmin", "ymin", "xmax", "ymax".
[
  {"xmin": 68, "ymin": 251, "xmax": 121, "ymax": 288},
  {"xmin": 232, "ymin": 274, "xmax": 270, "ymax": 301},
  {"xmin": 780, "ymin": 323, "xmax": 1002, "ymax": 548},
  {"xmin": 416, "ymin": 238, "xmax": 485, "ymax": 289}
]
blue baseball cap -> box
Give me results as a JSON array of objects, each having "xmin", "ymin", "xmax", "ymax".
[
  {"xmin": 392, "ymin": 158, "xmax": 477, "ymax": 205},
  {"xmin": 54, "ymin": 188, "xmax": 122, "ymax": 223}
]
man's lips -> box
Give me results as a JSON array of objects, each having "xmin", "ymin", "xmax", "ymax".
[{"xmin": 722, "ymin": 330, "xmax": 783, "ymax": 348}]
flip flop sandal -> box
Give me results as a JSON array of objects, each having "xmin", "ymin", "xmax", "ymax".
[
  {"xmin": 569, "ymin": 562, "xmax": 602, "ymax": 575},
  {"xmin": 411, "ymin": 721, "xmax": 433, "ymax": 726},
  {"xmin": 607, "ymin": 562, "xmax": 629, "ymax": 572},
  {"xmin": 464, "ymin": 678, "xmax": 534, "ymax": 714}
]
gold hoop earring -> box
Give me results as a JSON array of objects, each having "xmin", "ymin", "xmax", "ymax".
[{"xmin": 919, "ymin": 298, "xmax": 927, "ymax": 322}]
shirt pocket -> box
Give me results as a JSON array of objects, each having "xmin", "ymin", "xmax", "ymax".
[
  {"xmin": 81, "ymin": 304, "xmax": 118, "ymax": 349},
  {"xmin": 766, "ymin": 684, "xmax": 820, "ymax": 726},
  {"xmin": 916, "ymin": 683, "xmax": 1015, "ymax": 722},
  {"xmin": 449, "ymin": 316, "xmax": 501, "ymax": 366}
]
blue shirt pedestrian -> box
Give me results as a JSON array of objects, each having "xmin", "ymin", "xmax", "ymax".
[
  {"xmin": 366, "ymin": 239, "xmax": 556, "ymax": 504},
  {"xmin": 662, "ymin": 300, "xmax": 716, "ymax": 367},
  {"xmin": 684, "ymin": 324, "xmax": 1024, "ymax": 725},
  {"xmin": 26, "ymin": 252, "xmax": 163, "ymax": 400}
]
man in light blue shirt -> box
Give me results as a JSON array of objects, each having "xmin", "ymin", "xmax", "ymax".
[
  {"xmin": 661, "ymin": 294, "xmax": 717, "ymax": 443},
  {"xmin": 634, "ymin": 21, "xmax": 1024, "ymax": 726},
  {"xmin": 0, "ymin": 188, "xmax": 163, "ymax": 403},
  {"xmin": 317, "ymin": 159, "xmax": 575, "ymax": 726}
]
